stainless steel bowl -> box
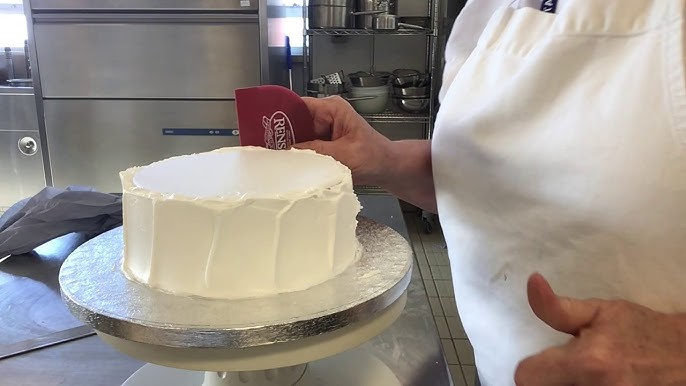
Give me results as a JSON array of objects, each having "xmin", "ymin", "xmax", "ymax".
[
  {"xmin": 391, "ymin": 69, "xmax": 431, "ymax": 88},
  {"xmin": 392, "ymin": 69, "xmax": 421, "ymax": 87},
  {"xmin": 395, "ymin": 97, "xmax": 429, "ymax": 113},
  {"xmin": 392, "ymin": 86, "xmax": 429, "ymax": 97},
  {"xmin": 416, "ymin": 73, "xmax": 431, "ymax": 87},
  {"xmin": 393, "ymin": 74, "xmax": 420, "ymax": 88}
]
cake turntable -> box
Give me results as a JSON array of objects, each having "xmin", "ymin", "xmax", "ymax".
[{"xmin": 59, "ymin": 217, "xmax": 413, "ymax": 386}]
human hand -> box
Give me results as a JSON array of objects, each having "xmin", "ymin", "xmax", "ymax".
[
  {"xmin": 515, "ymin": 273, "xmax": 686, "ymax": 386},
  {"xmin": 294, "ymin": 96, "xmax": 393, "ymax": 186}
]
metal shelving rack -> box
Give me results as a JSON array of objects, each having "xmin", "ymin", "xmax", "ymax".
[
  {"xmin": 306, "ymin": 28, "xmax": 434, "ymax": 36},
  {"xmin": 303, "ymin": 0, "xmax": 442, "ymax": 137},
  {"xmin": 362, "ymin": 111, "xmax": 432, "ymax": 123},
  {"xmin": 303, "ymin": 0, "xmax": 443, "ymax": 231}
]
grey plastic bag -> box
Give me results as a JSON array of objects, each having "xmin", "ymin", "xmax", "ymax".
[{"xmin": 0, "ymin": 186, "xmax": 122, "ymax": 258}]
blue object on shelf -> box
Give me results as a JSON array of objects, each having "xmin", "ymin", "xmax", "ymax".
[{"xmin": 286, "ymin": 36, "xmax": 293, "ymax": 90}]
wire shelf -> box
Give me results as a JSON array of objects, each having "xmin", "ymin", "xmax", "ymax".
[
  {"xmin": 307, "ymin": 29, "xmax": 434, "ymax": 36},
  {"xmin": 361, "ymin": 111, "xmax": 432, "ymax": 123}
]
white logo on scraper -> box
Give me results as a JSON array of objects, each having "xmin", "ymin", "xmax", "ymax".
[{"xmin": 263, "ymin": 111, "xmax": 295, "ymax": 150}]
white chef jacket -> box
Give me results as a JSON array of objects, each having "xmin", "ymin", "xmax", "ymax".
[{"xmin": 433, "ymin": 1, "xmax": 686, "ymax": 385}]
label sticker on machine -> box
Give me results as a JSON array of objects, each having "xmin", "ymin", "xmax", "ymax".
[
  {"xmin": 240, "ymin": 0, "xmax": 250, "ymax": 6},
  {"xmin": 162, "ymin": 129, "xmax": 239, "ymax": 136}
]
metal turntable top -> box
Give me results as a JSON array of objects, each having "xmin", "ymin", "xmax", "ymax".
[{"xmin": 59, "ymin": 217, "xmax": 413, "ymax": 350}]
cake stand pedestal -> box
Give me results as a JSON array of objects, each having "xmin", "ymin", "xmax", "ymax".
[
  {"xmin": 59, "ymin": 217, "xmax": 413, "ymax": 386},
  {"xmin": 122, "ymin": 348, "xmax": 403, "ymax": 386}
]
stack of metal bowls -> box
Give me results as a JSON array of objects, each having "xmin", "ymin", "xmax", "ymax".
[
  {"xmin": 309, "ymin": 0, "xmax": 355, "ymax": 29},
  {"xmin": 391, "ymin": 69, "xmax": 430, "ymax": 114}
]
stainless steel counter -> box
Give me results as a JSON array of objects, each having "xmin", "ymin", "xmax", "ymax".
[{"xmin": 0, "ymin": 194, "xmax": 452, "ymax": 386}]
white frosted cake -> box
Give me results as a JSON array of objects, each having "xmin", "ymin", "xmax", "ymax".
[{"xmin": 119, "ymin": 146, "xmax": 362, "ymax": 299}]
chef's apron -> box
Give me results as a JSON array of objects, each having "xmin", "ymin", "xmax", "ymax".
[{"xmin": 432, "ymin": 1, "xmax": 686, "ymax": 385}]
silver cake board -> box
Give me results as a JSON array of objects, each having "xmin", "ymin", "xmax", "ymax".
[{"xmin": 59, "ymin": 217, "xmax": 413, "ymax": 372}]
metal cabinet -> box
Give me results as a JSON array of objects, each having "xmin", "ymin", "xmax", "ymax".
[
  {"xmin": 0, "ymin": 130, "xmax": 45, "ymax": 211},
  {"xmin": 44, "ymin": 100, "xmax": 240, "ymax": 193}
]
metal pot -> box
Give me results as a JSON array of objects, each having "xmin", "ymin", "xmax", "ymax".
[
  {"xmin": 309, "ymin": 0, "xmax": 355, "ymax": 29},
  {"xmin": 373, "ymin": 14, "xmax": 397, "ymax": 30},
  {"xmin": 309, "ymin": 6, "xmax": 352, "ymax": 29},
  {"xmin": 350, "ymin": 85, "xmax": 389, "ymax": 114},
  {"xmin": 355, "ymin": 0, "xmax": 397, "ymax": 29}
]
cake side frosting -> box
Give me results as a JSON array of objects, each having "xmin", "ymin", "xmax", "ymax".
[{"xmin": 120, "ymin": 146, "xmax": 362, "ymax": 299}]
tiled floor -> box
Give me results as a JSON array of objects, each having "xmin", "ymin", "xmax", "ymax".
[{"xmin": 404, "ymin": 212, "xmax": 477, "ymax": 386}]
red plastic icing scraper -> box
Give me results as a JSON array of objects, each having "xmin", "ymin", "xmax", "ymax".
[{"xmin": 235, "ymin": 85, "xmax": 317, "ymax": 149}]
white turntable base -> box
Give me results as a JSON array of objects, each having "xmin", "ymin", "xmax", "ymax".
[{"xmin": 122, "ymin": 348, "xmax": 402, "ymax": 386}]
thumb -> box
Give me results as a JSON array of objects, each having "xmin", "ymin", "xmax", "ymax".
[{"xmin": 527, "ymin": 273, "xmax": 600, "ymax": 335}]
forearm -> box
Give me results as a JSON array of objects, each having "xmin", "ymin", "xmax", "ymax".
[{"xmin": 377, "ymin": 140, "xmax": 437, "ymax": 213}]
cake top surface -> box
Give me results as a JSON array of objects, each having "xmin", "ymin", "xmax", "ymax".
[{"xmin": 130, "ymin": 146, "xmax": 349, "ymax": 200}]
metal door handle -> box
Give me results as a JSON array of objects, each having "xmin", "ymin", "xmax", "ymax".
[{"xmin": 18, "ymin": 137, "xmax": 38, "ymax": 156}]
